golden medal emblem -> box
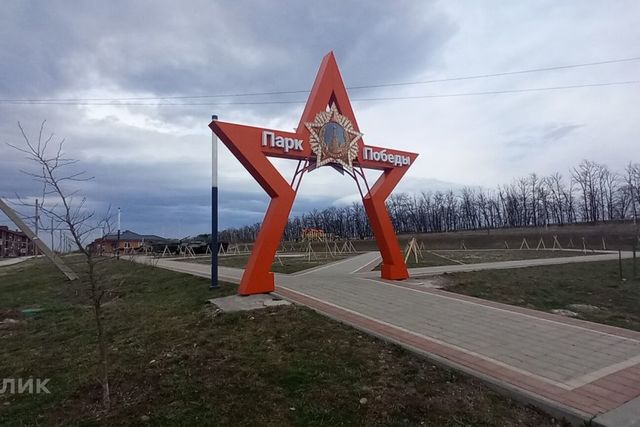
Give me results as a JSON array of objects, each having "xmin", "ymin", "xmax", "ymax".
[{"xmin": 305, "ymin": 103, "xmax": 363, "ymax": 171}]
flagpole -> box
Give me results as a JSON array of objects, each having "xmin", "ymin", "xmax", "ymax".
[{"xmin": 210, "ymin": 115, "xmax": 219, "ymax": 289}]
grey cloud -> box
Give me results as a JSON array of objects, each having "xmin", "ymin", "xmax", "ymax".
[
  {"xmin": 542, "ymin": 124, "xmax": 584, "ymax": 142},
  {"xmin": 0, "ymin": 1, "xmax": 455, "ymax": 116},
  {"xmin": 2, "ymin": 1, "xmax": 638, "ymax": 236},
  {"xmin": 506, "ymin": 123, "xmax": 584, "ymax": 148},
  {"xmin": 1, "ymin": 1, "xmax": 458, "ymax": 236}
]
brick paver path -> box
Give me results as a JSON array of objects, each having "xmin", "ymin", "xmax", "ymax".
[{"xmin": 138, "ymin": 252, "xmax": 640, "ymax": 423}]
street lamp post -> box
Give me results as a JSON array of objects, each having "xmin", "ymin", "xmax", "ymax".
[
  {"xmin": 210, "ymin": 115, "xmax": 219, "ymax": 289},
  {"xmin": 116, "ymin": 207, "xmax": 121, "ymax": 260}
]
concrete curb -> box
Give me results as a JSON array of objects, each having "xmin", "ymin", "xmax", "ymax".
[{"xmin": 274, "ymin": 288, "xmax": 592, "ymax": 426}]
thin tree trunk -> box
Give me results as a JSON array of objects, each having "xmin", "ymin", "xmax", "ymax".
[
  {"xmin": 89, "ymin": 259, "xmax": 110, "ymax": 410},
  {"xmin": 93, "ymin": 302, "xmax": 110, "ymax": 409}
]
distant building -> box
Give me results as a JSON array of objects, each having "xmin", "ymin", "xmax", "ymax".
[
  {"xmin": 0, "ymin": 225, "xmax": 34, "ymax": 258},
  {"xmin": 89, "ymin": 230, "xmax": 167, "ymax": 254},
  {"xmin": 302, "ymin": 227, "xmax": 326, "ymax": 242}
]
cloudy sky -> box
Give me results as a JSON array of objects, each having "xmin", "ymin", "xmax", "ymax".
[{"xmin": 1, "ymin": 1, "xmax": 639, "ymax": 239}]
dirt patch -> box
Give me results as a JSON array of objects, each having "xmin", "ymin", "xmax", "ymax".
[
  {"xmin": 0, "ymin": 309, "xmax": 25, "ymax": 329},
  {"xmin": 178, "ymin": 253, "xmax": 355, "ymax": 274},
  {"xmin": 0, "ymin": 308, "xmax": 25, "ymax": 321},
  {"xmin": 567, "ymin": 304, "xmax": 601, "ymax": 313},
  {"xmin": 551, "ymin": 309, "xmax": 579, "ymax": 318}
]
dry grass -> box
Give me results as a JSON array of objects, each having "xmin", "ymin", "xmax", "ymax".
[
  {"xmin": 441, "ymin": 259, "xmax": 640, "ymax": 331},
  {"xmin": 176, "ymin": 253, "xmax": 354, "ymax": 274},
  {"xmin": 0, "ymin": 258, "xmax": 563, "ymax": 426}
]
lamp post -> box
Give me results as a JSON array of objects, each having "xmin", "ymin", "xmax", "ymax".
[
  {"xmin": 210, "ymin": 115, "xmax": 219, "ymax": 289},
  {"xmin": 116, "ymin": 207, "xmax": 121, "ymax": 260},
  {"xmin": 34, "ymin": 199, "xmax": 39, "ymax": 256}
]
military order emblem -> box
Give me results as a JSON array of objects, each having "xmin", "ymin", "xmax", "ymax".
[{"xmin": 305, "ymin": 103, "xmax": 363, "ymax": 170}]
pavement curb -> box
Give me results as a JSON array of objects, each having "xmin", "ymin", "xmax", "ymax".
[{"xmin": 274, "ymin": 288, "xmax": 596, "ymax": 427}]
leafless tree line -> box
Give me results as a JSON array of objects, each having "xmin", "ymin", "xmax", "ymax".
[{"xmin": 220, "ymin": 160, "xmax": 640, "ymax": 243}]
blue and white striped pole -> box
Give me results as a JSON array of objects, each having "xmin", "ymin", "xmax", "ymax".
[{"xmin": 210, "ymin": 115, "xmax": 219, "ymax": 289}]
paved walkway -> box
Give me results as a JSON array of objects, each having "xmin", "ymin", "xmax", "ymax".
[
  {"xmin": 136, "ymin": 252, "xmax": 640, "ymax": 425},
  {"xmin": 0, "ymin": 256, "xmax": 34, "ymax": 268}
]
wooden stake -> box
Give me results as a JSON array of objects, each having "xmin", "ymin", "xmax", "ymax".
[
  {"xmin": 305, "ymin": 242, "xmax": 317, "ymax": 261},
  {"xmin": 404, "ymin": 237, "xmax": 423, "ymax": 263},
  {"xmin": 324, "ymin": 241, "xmax": 334, "ymax": 258},
  {"xmin": 519, "ymin": 238, "xmax": 530, "ymax": 250},
  {"xmin": 0, "ymin": 198, "xmax": 78, "ymax": 280},
  {"xmin": 187, "ymin": 246, "xmax": 196, "ymax": 258},
  {"xmin": 275, "ymin": 254, "xmax": 284, "ymax": 266},
  {"xmin": 404, "ymin": 238, "xmax": 415, "ymax": 263}
]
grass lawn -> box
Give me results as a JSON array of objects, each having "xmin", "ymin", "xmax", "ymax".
[
  {"xmin": 431, "ymin": 249, "xmax": 598, "ymax": 265},
  {"xmin": 177, "ymin": 253, "xmax": 354, "ymax": 274},
  {"xmin": 0, "ymin": 258, "xmax": 561, "ymax": 426},
  {"xmin": 408, "ymin": 222, "xmax": 639, "ymax": 251},
  {"xmin": 440, "ymin": 259, "xmax": 640, "ymax": 331},
  {"xmin": 376, "ymin": 249, "xmax": 598, "ymax": 270}
]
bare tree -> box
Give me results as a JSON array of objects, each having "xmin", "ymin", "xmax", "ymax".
[
  {"xmin": 627, "ymin": 163, "xmax": 640, "ymax": 245},
  {"xmin": 625, "ymin": 163, "xmax": 640, "ymax": 223},
  {"xmin": 9, "ymin": 120, "xmax": 113, "ymax": 410},
  {"xmin": 221, "ymin": 159, "xmax": 639, "ymax": 242},
  {"xmin": 572, "ymin": 160, "xmax": 600, "ymax": 222}
]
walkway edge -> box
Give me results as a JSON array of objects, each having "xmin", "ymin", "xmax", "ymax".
[
  {"xmin": 275, "ymin": 286, "xmax": 594, "ymax": 426},
  {"xmin": 137, "ymin": 254, "xmax": 637, "ymax": 426}
]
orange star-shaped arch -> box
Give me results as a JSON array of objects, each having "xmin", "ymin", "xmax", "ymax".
[{"xmin": 211, "ymin": 51, "xmax": 418, "ymax": 295}]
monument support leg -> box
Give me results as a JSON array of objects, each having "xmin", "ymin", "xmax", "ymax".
[
  {"xmin": 240, "ymin": 192, "xmax": 295, "ymax": 295},
  {"xmin": 363, "ymin": 167, "xmax": 412, "ymax": 280},
  {"xmin": 211, "ymin": 122, "xmax": 296, "ymax": 295}
]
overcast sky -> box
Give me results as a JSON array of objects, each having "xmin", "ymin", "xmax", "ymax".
[{"xmin": 1, "ymin": 1, "xmax": 639, "ymax": 239}]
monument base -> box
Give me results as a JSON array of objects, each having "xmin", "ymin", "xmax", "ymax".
[
  {"xmin": 381, "ymin": 263, "xmax": 410, "ymax": 281},
  {"xmin": 239, "ymin": 271, "xmax": 275, "ymax": 296}
]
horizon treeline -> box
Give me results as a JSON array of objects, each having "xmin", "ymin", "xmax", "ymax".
[{"xmin": 218, "ymin": 160, "xmax": 640, "ymax": 243}]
